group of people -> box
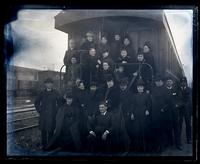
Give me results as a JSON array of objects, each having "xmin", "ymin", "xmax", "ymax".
[
  {"xmin": 63, "ymin": 31, "xmax": 154, "ymax": 91},
  {"xmin": 34, "ymin": 31, "xmax": 192, "ymax": 154}
]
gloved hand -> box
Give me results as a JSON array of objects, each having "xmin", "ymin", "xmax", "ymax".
[
  {"xmin": 131, "ymin": 113, "xmax": 135, "ymax": 120},
  {"xmin": 133, "ymin": 72, "xmax": 138, "ymax": 76},
  {"xmin": 145, "ymin": 110, "xmax": 150, "ymax": 116},
  {"xmin": 122, "ymin": 61, "xmax": 127, "ymax": 64},
  {"xmin": 102, "ymin": 130, "xmax": 109, "ymax": 140},
  {"xmin": 89, "ymin": 131, "xmax": 96, "ymax": 137}
]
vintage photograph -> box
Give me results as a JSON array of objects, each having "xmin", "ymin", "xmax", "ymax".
[{"xmin": 5, "ymin": 9, "xmax": 194, "ymax": 157}]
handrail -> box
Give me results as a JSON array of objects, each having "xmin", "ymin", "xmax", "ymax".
[
  {"xmin": 59, "ymin": 62, "xmax": 154, "ymax": 91},
  {"xmin": 59, "ymin": 65, "xmax": 66, "ymax": 91},
  {"xmin": 114, "ymin": 62, "xmax": 154, "ymax": 79}
]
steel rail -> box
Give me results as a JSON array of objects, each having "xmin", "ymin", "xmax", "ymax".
[
  {"xmin": 7, "ymin": 115, "xmax": 39, "ymax": 123},
  {"xmin": 7, "ymin": 124, "xmax": 39, "ymax": 134},
  {"xmin": 7, "ymin": 107, "xmax": 37, "ymax": 114}
]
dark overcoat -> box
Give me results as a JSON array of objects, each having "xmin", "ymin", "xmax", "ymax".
[
  {"xmin": 45, "ymin": 102, "xmax": 82, "ymax": 151},
  {"xmin": 131, "ymin": 92, "xmax": 152, "ymax": 151},
  {"xmin": 34, "ymin": 89, "xmax": 60, "ymax": 133}
]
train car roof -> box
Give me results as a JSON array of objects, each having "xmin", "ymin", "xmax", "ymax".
[{"xmin": 54, "ymin": 10, "xmax": 164, "ymax": 30}]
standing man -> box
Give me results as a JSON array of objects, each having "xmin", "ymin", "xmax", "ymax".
[
  {"xmin": 151, "ymin": 75, "xmax": 167, "ymax": 152},
  {"xmin": 63, "ymin": 38, "xmax": 79, "ymax": 68},
  {"xmin": 63, "ymin": 38, "xmax": 79, "ymax": 87},
  {"xmin": 80, "ymin": 31, "xmax": 97, "ymax": 89},
  {"xmin": 118, "ymin": 78, "xmax": 133, "ymax": 152},
  {"xmin": 177, "ymin": 77, "xmax": 192, "ymax": 144},
  {"xmin": 34, "ymin": 78, "xmax": 60, "ymax": 150},
  {"xmin": 104, "ymin": 75, "xmax": 120, "ymax": 110},
  {"xmin": 164, "ymin": 76, "xmax": 182, "ymax": 150},
  {"xmin": 74, "ymin": 81, "xmax": 89, "ymax": 151},
  {"xmin": 87, "ymin": 82, "xmax": 103, "ymax": 120}
]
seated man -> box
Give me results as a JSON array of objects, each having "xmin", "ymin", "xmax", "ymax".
[
  {"xmin": 87, "ymin": 101, "xmax": 114, "ymax": 153},
  {"xmin": 45, "ymin": 91, "xmax": 81, "ymax": 152}
]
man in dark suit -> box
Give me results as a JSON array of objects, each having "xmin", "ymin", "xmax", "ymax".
[
  {"xmin": 151, "ymin": 75, "xmax": 166, "ymax": 152},
  {"xmin": 87, "ymin": 82, "xmax": 104, "ymax": 119},
  {"xmin": 177, "ymin": 77, "xmax": 192, "ymax": 144},
  {"xmin": 87, "ymin": 101, "xmax": 114, "ymax": 153},
  {"xmin": 34, "ymin": 78, "xmax": 60, "ymax": 149},
  {"xmin": 63, "ymin": 39, "xmax": 80, "ymax": 87},
  {"xmin": 80, "ymin": 31, "xmax": 97, "ymax": 89},
  {"xmin": 163, "ymin": 76, "xmax": 182, "ymax": 150}
]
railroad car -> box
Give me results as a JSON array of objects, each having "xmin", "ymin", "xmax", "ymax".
[{"xmin": 55, "ymin": 10, "xmax": 185, "ymax": 86}]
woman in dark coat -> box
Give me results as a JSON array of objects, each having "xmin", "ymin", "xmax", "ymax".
[
  {"xmin": 131, "ymin": 47, "xmax": 153, "ymax": 93},
  {"xmin": 110, "ymin": 33, "xmax": 122, "ymax": 62},
  {"xmin": 143, "ymin": 41, "xmax": 155, "ymax": 73},
  {"xmin": 121, "ymin": 35, "xmax": 136, "ymax": 62},
  {"xmin": 88, "ymin": 47, "xmax": 101, "ymax": 83},
  {"xmin": 98, "ymin": 34, "xmax": 111, "ymax": 57},
  {"xmin": 131, "ymin": 78, "xmax": 152, "ymax": 152},
  {"xmin": 74, "ymin": 81, "xmax": 90, "ymax": 151}
]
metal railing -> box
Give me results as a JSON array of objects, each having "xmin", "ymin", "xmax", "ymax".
[{"xmin": 60, "ymin": 61, "xmax": 154, "ymax": 91}]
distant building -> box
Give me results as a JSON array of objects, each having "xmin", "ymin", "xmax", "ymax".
[{"xmin": 7, "ymin": 65, "xmax": 64, "ymax": 97}]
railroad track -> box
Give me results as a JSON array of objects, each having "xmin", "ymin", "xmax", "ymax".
[{"xmin": 7, "ymin": 104, "xmax": 39, "ymax": 134}]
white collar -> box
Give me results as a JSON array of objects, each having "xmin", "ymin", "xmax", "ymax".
[
  {"xmin": 181, "ymin": 86, "xmax": 186, "ymax": 90},
  {"xmin": 101, "ymin": 111, "xmax": 107, "ymax": 115},
  {"xmin": 167, "ymin": 86, "xmax": 173, "ymax": 90}
]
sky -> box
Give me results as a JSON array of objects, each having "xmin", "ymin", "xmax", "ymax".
[
  {"xmin": 164, "ymin": 10, "xmax": 193, "ymax": 85},
  {"xmin": 5, "ymin": 9, "xmax": 193, "ymax": 84}
]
